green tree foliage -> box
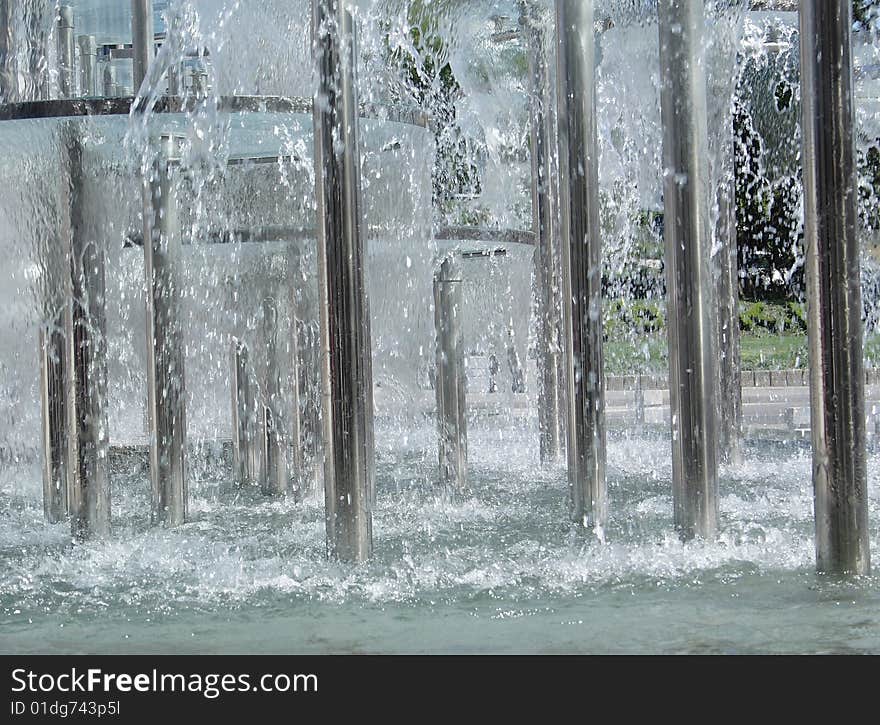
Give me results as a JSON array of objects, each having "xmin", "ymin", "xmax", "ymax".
[
  {"xmin": 384, "ymin": 2, "xmax": 880, "ymax": 306},
  {"xmin": 859, "ymin": 144, "xmax": 880, "ymax": 231},
  {"xmin": 854, "ymin": 0, "xmax": 879, "ymax": 25},
  {"xmin": 733, "ymin": 94, "xmax": 804, "ymax": 302}
]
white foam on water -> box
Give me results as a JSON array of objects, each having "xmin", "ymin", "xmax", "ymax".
[{"xmin": 2, "ymin": 421, "xmax": 875, "ymax": 625}]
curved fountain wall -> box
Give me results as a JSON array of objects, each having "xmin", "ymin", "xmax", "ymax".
[{"xmin": 0, "ymin": 1, "xmax": 434, "ymax": 499}]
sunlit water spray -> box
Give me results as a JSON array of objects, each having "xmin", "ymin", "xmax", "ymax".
[{"xmin": 1, "ymin": 1, "xmax": 880, "ymax": 652}]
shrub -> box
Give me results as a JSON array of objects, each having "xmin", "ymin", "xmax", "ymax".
[
  {"xmin": 739, "ymin": 300, "xmax": 806, "ymax": 334},
  {"xmin": 604, "ymin": 299, "xmax": 666, "ymax": 339}
]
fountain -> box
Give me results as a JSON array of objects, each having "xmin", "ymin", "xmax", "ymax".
[{"xmin": 0, "ymin": 0, "xmax": 878, "ymax": 654}]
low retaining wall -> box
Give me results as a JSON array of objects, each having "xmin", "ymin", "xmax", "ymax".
[{"xmin": 605, "ymin": 368, "xmax": 880, "ymax": 390}]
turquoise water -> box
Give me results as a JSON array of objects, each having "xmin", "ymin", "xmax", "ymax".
[{"xmin": 1, "ymin": 423, "xmax": 879, "ymax": 654}]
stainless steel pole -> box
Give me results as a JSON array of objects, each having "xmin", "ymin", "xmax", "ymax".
[
  {"xmin": 77, "ymin": 35, "xmax": 97, "ymax": 98},
  {"xmin": 168, "ymin": 63, "xmax": 180, "ymax": 96},
  {"xmin": 292, "ymin": 249, "xmax": 319, "ymax": 499},
  {"xmin": 231, "ymin": 340, "xmax": 260, "ymax": 485},
  {"xmin": 313, "ymin": 1, "xmax": 374, "ymax": 561},
  {"xmin": 555, "ymin": 0, "xmax": 606, "ymax": 532},
  {"xmin": 56, "ymin": 6, "xmax": 75, "ymax": 98},
  {"xmin": 144, "ymin": 133, "xmax": 187, "ymax": 526},
  {"xmin": 39, "ymin": 324, "xmax": 72, "ymax": 523},
  {"xmin": 507, "ymin": 326, "xmax": 525, "ymax": 393},
  {"xmin": 102, "ymin": 64, "xmax": 115, "ymax": 99},
  {"xmin": 189, "ymin": 65, "xmax": 208, "ymax": 98},
  {"xmin": 434, "ymin": 256, "xmax": 468, "ymax": 493},
  {"xmin": 800, "ymin": 0, "xmax": 871, "ymax": 575},
  {"xmin": 131, "ymin": 0, "xmax": 154, "ymax": 92},
  {"xmin": 0, "ymin": 0, "xmax": 11, "ymax": 103},
  {"xmin": 523, "ymin": 2, "xmax": 564, "ymax": 464},
  {"xmin": 287, "ymin": 302, "xmax": 305, "ymax": 499},
  {"xmin": 296, "ymin": 315, "xmax": 321, "ymax": 499},
  {"xmin": 260, "ymin": 297, "xmax": 290, "ymax": 496},
  {"xmin": 717, "ymin": 169, "xmax": 742, "ymax": 465},
  {"xmin": 65, "ymin": 125, "xmax": 111, "ymax": 539},
  {"xmin": 39, "ymin": 124, "xmax": 80, "ymax": 525},
  {"xmin": 707, "ymin": 1, "xmax": 743, "ymax": 468},
  {"xmin": 658, "ymin": 0, "xmax": 719, "ymax": 540}
]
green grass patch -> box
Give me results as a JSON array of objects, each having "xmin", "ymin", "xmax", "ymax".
[
  {"xmin": 604, "ymin": 335, "xmax": 667, "ymax": 375},
  {"xmin": 601, "ymin": 298, "xmax": 880, "ymax": 374},
  {"xmin": 739, "ymin": 333, "xmax": 807, "ymax": 370},
  {"xmin": 603, "ymin": 330, "xmax": 880, "ymax": 375}
]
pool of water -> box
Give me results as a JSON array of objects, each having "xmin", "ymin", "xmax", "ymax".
[{"xmin": 1, "ymin": 422, "xmax": 879, "ymax": 654}]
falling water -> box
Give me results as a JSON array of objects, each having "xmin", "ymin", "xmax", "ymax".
[{"xmin": 0, "ymin": 0, "xmax": 879, "ymax": 653}]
